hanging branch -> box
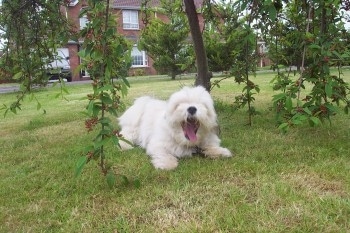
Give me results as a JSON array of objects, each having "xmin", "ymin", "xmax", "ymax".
[
  {"xmin": 76, "ymin": 0, "xmax": 132, "ymax": 187},
  {"xmin": 231, "ymin": 0, "xmax": 260, "ymax": 126},
  {"xmin": 141, "ymin": 0, "xmax": 151, "ymax": 26},
  {"xmin": 297, "ymin": 1, "xmax": 313, "ymax": 106}
]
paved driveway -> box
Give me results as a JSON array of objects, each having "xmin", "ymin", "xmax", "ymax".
[
  {"xmin": 0, "ymin": 85, "xmax": 20, "ymax": 94},
  {"xmin": 0, "ymin": 80, "xmax": 92, "ymax": 94}
]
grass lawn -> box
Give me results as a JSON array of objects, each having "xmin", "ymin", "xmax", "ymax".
[{"xmin": 0, "ymin": 71, "xmax": 349, "ymax": 232}]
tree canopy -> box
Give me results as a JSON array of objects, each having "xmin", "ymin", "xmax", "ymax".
[{"xmin": 139, "ymin": 0, "xmax": 194, "ymax": 79}]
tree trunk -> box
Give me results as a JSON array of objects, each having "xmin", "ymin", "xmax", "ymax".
[
  {"xmin": 171, "ymin": 69, "xmax": 176, "ymax": 80},
  {"xmin": 184, "ymin": 0, "xmax": 211, "ymax": 91}
]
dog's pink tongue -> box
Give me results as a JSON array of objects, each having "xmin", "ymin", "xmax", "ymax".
[{"xmin": 184, "ymin": 122, "xmax": 197, "ymax": 142}]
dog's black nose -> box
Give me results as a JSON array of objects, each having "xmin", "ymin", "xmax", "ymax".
[{"xmin": 187, "ymin": 106, "xmax": 197, "ymax": 115}]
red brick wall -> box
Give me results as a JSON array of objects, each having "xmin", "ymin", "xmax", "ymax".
[
  {"xmin": 66, "ymin": 43, "xmax": 81, "ymax": 81},
  {"xmin": 62, "ymin": 0, "xmax": 86, "ymax": 81}
]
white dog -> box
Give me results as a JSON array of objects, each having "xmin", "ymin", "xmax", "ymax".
[{"xmin": 118, "ymin": 86, "xmax": 232, "ymax": 170}]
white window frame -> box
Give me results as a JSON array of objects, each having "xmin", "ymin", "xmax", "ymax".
[
  {"xmin": 69, "ymin": 0, "xmax": 79, "ymax": 6},
  {"xmin": 79, "ymin": 14, "xmax": 88, "ymax": 30},
  {"xmin": 131, "ymin": 46, "xmax": 148, "ymax": 67},
  {"xmin": 78, "ymin": 47, "xmax": 89, "ymax": 78},
  {"xmin": 122, "ymin": 10, "xmax": 139, "ymax": 30}
]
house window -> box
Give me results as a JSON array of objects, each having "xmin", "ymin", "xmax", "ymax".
[
  {"xmin": 122, "ymin": 10, "xmax": 139, "ymax": 30},
  {"xmin": 131, "ymin": 46, "xmax": 148, "ymax": 67},
  {"xmin": 69, "ymin": 0, "xmax": 79, "ymax": 6},
  {"xmin": 79, "ymin": 14, "xmax": 88, "ymax": 30}
]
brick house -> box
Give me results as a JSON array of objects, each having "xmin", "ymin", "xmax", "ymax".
[
  {"xmin": 63, "ymin": 0, "xmax": 204, "ymax": 81},
  {"xmin": 257, "ymin": 40, "xmax": 271, "ymax": 68}
]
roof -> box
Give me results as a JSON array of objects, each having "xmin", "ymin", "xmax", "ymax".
[{"xmin": 112, "ymin": 0, "xmax": 203, "ymax": 10}]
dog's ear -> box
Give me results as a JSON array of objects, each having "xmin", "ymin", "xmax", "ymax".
[{"xmin": 166, "ymin": 100, "xmax": 179, "ymax": 115}]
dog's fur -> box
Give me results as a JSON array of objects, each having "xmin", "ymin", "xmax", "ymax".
[{"xmin": 118, "ymin": 86, "xmax": 232, "ymax": 170}]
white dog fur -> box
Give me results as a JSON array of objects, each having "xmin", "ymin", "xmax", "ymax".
[{"xmin": 118, "ymin": 86, "xmax": 232, "ymax": 170}]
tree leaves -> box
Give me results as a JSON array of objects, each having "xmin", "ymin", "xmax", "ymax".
[
  {"xmin": 263, "ymin": 0, "xmax": 350, "ymax": 132},
  {"xmin": 78, "ymin": 0, "xmax": 131, "ymax": 187},
  {"xmin": 139, "ymin": 0, "xmax": 193, "ymax": 79},
  {"xmin": 75, "ymin": 156, "xmax": 88, "ymax": 177}
]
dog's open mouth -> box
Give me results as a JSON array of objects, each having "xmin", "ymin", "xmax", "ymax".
[{"xmin": 181, "ymin": 118, "xmax": 200, "ymax": 142}]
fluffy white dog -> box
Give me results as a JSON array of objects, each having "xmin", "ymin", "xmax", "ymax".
[{"xmin": 118, "ymin": 86, "xmax": 232, "ymax": 170}]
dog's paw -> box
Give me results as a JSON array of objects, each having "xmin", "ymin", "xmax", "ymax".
[
  {"xmin": 220, "ymin": 147, "xmax": 233, "ymax": 157},
  {"xmin": 152, "ymin": 156, "xmax": 178, "ymax": 170},
  {"xmin": 203, "ymin": 147, "xmax": 233, "ymax": 159}
]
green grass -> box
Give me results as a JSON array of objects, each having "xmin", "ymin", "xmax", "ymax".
[{"xmin": 0, "ymin": 72, "xmax": 349, "ymax": 232}]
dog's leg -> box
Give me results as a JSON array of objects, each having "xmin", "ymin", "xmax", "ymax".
[
  {"xmin": 202, "ymin": 146, "xmax": 232, "ymax": 159},
  {"xmin": 150, "ymin": 154, "xmax": 178, "ymax": 170},
  {"xmin": 147, "ymin": 147, "xmax": 179, "ymax": 170},
  {"xmin": 200, "ymin": 133, "xmax": 232, "ymax": 158}
]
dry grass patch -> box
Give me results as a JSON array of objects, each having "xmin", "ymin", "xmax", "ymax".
[{"xmin": 282, "ymin": 170, "xmax": 348, "ymax": 198}]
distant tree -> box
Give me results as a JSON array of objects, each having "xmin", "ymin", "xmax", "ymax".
[
  {"xmin": 0, "ymin": 0, "xmax": 72, "ymax": 89},
  {"xmin": 139, "ymin": 0, "xmax": 194, "ymax": 80},
  {"xmin": 0, "ymin": 0, "xmax": 72, "ymax": 114},
  {"xmin": 203, "ymin": 1, "xmax": 252, "ymax": 72},
  {"xmin": 245, "ymin": 0, "xmax": 350, "ymax": 130}
]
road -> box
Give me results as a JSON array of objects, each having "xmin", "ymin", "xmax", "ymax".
[{"xmin": 0, "ymin": 80, "xmax": 92, "ymax": 94}]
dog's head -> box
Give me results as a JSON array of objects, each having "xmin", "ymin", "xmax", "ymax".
[{"xmin": 166, "ymin": 86, "xmax": 218, "ymax": 143}]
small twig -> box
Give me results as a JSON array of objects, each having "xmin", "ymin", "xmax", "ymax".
[{"xmin": 297, "ymin": 2, "xmax": 313, "ymax": 106}]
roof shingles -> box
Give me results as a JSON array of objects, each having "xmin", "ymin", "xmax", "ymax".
[{"xmin": 113, "ymin": 0, "xmax": 202, "ymax": 10}]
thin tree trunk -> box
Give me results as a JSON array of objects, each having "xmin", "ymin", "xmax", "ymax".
[{"xmin": 184, "ymin": 0, "xmax": 211, "ymax": 91}]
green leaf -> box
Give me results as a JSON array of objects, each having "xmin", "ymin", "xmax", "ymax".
[
  {"xmin": 12, "ymin": 71, "xmax": 23, "ymax": 80},
  {"xmin": 100, "ymin": 129, "xmax": 112, "ymax": 135},
  {"xmin": 309, "ymin": 44, "xmax": 321, "ymax": 50},
  {"xmin": 237, "ymin": 0, "xmax": 248, "ymax": 11},
  {"xmin": 332, "ymin": 50, "xmax": 342, "ymax": 59},
  {"xmin": 100, "ymin": 95, "xmax": 113, "ymax": 104},
  {"xmin": 255, "ymin": 86, "xmax": 260, "ymax": 93},
  {"xmin": 122, "ymin": 77, "xmax": 130, "ymax": 88},
  {"xmin": 37, "ymin": 102, "xmax": 41, "ymax": 111},
  {"xmin": 303, "ymin": 107, "xmax": 312, "ymax": 115},
  {"xmin": 94, "ymin": 137, "xmax": 111, "ymax": 149},
  {"xmin": 272, "ymin": 93, "xmax": 286, "ymax": 102},
  {"xmin": 99, "ymin": 117, "xmax": 111, "ymax": 124},
  {"xmin": 86, "ymin": 100, "xmax": 94, "ymax": 114},
  {"xmin": 106, "ymin": 171, "xmax": 116, "ymax": 188},
  {"xmin": 285, "ymin": 96, "xmax": 293, "ymax": 112},
  {"xmin": 62, "ymin": 87, "xmax": 69, "ymax": 94},
  {"xmin": 268, "ymin": 5, "xmax": 277, "ymax": 21},
  {"xmin": 98, "ymin": 85, "xmax": 113, "ymax": 92},
  {"xmin": 324, "ymin": 103, "xmax": 339, "ymax": 114},
  {"xmin": 75, "ymin": 156, "xmax": 88, "ymax": 177},
  {"xmin": 325, "ymin": 82, "xmax": 333, "ymax": 98},
  {"xmin": 309, "ymin": 116, "xmax": 321, "ymax": 126},
  {"xmin": 92, "ymin": 104, "xmax": 101, "ymax": 117},
  {"xmin": 108, "ymin": 107, "xmax": 118, "ymax": 116},
  {"xmin": 111, "ymin": 134, "xmax": 119, "ymax": 146},
  {"xmin": 278, "ymin": 122, "xmax": 289, "ymax": 132},
  {"xmin": 133, "ymin": 179, "xmax": 141, "ymax": 188}
]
